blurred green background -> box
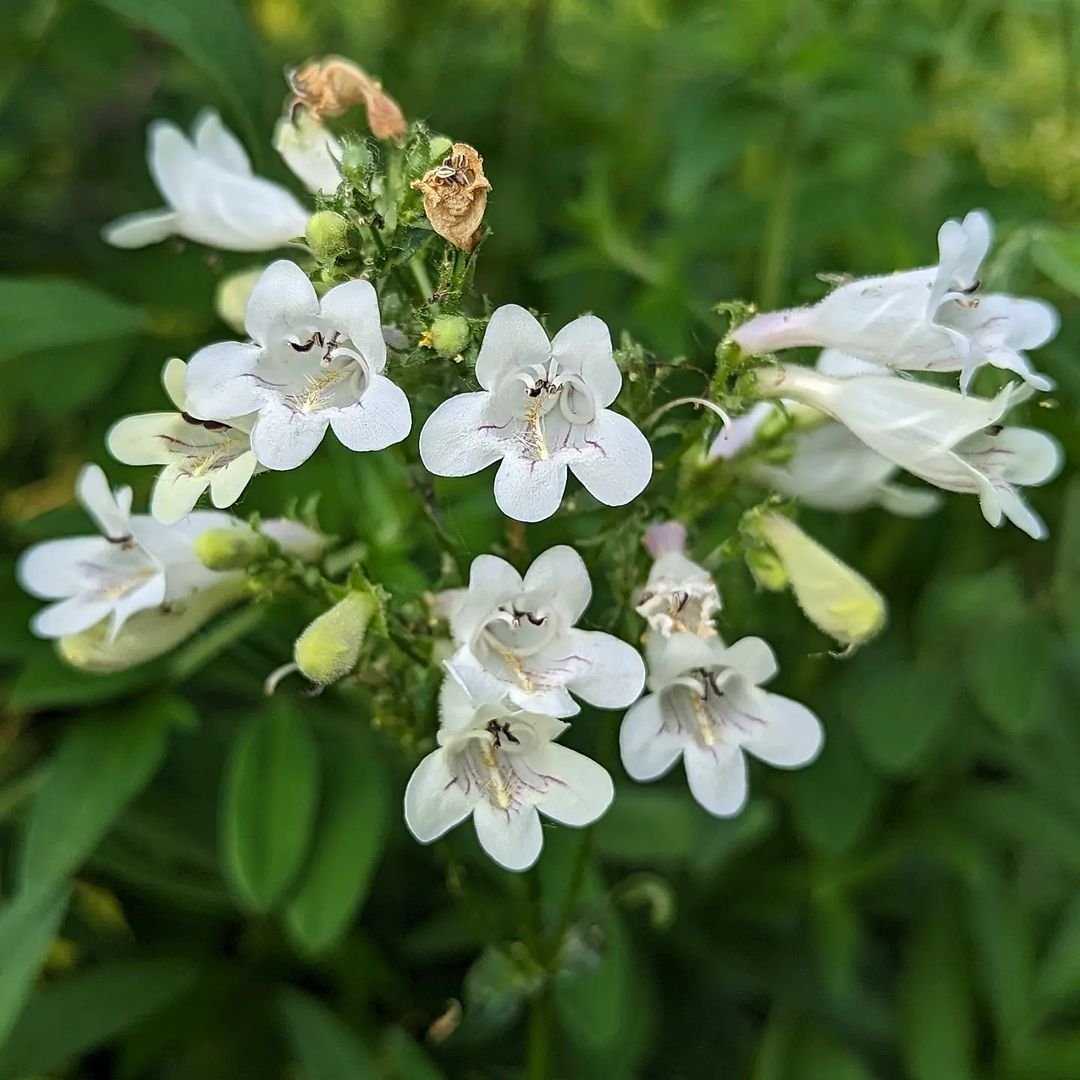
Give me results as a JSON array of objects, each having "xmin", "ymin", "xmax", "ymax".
[{"xmin": 2, "ymin": 0, "xmax": 1080, "ymax": 1077}]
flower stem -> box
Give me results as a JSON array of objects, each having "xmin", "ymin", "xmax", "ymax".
[{"xmin": 524, "ymin": 867, "xmax": 554, "ymax": 1080}]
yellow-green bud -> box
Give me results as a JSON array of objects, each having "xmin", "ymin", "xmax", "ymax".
[
  {"xmin": 305, "ymin": 210, "xmax": 352, "ymax": 260},
  {"xmin": 194, "ymin": 527, "xmax": 268, "ymax": 571},
  {"xmin": 745, "ymin": 547, "xmax": 789, "ymax": 592},
  {"xmin": 294, "ymin": 591, "xmax": 380, "ymax": 686},
  {"xmin": 429, "ymin": 315, "xmax": 470, "ymax": 357}
]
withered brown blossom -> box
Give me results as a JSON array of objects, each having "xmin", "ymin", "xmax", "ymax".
[
  {"xmin": 410, "ymin": 144, "xmax": 492, "ymax": 253},
  {"xmin": 287, "ymin": 55, "xmax": 407, "ymax": 142}
]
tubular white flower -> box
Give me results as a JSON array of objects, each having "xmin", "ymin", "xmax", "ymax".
[
  {"xmin": 619, "ymin": 632, "xmax": 823, "ymax": 817},
  {"xmin": 756, "ymin": 363, "xmax": 1063, "ymax": 538},
  {"xmin": 636, "ymin": 522, "xmax": 721, "ymax": 638},
  {"xmin": 404, "ymin": 680, "xmax": 614, "ymax": 872},
  {"xmin": 419, "ymin": 305, "xmax": 653, "ymax": 522},
  {"xmin": 445, "ymin": 546, "xmax": 646, "ymax": 718},
  {"xmin": 103, "ymin": 110, "xmax": 310, "ymax": 252},
  {"xmin": 184, "ymin": 261, "xmax": 411, "ymax": 471},
  {"xmin": 16, "ymin": 464, "xmax": 233, "ymax": 641},
  {"xmin": 273, "ymin": 111, "xmax": 343, "ymax": 194},
  {"xmin": 107, "ymin": 358, "xmax": 259, "ymax": 524},
  {"xmin": 732, "ymin": 211, "xmax": 1056, "ymax": 393}
]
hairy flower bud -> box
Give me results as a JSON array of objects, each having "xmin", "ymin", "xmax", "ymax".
[
  {"xmin": 411, "ymin": 143, "xmax": 491, "ymax": 253},
  {"xmin": 194, "ymin": 527, "xmax": 269, "ymax": 571},
  {"xmin": 287, "ymin": 55, "xmax": 406, "ymax": 141},
  {"xmin": 305, "ymin": 210, "xmax": 352, "ymax": 260},
  {"xmin": 745, "ymin": 547, "xmax": 788, "ymax": 592},
  {"xmin": 294, "ymin": 590, "xmax": 380, "ymax": 686},
  {"xmin": 428, "ymin": 315, "xmax": 470, "ymax": 357}
]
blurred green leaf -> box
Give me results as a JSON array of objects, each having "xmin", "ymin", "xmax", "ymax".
[
  {"xmin": 0, "ymin": 959, "xmax": 198, "ymax": 1078},
  {"xmin": 0, "ymin": 278, "xmax": 144, "ymax": 363},
  {"xmin": 8, "ymin": 650, "xmax": 153, "ymax": 712},
  {"xmin": 1034, "ymin": 897, "xmax": 1080, "ymax": 1017},
  {"xmin": 278, "ymin": 987, "xmax": 378, "ymax": 1079},
  {"xmin": 284, "ymin": 729, "xmax": 389, "ymax": 956},
  {"xmin": 593, "ymin": 787, "xmax": 699, "ymax": 864},
  {"xmin": 1031, "ymin": 229, "xmax": 1080, "ymax": 296},
  {"xmin": 788, "ymin": 1024, "xmax": 875, "ymax": 1080},
  {"xmin": 220, "ymin": 701, "xmax": 321, "ymax": 913},
  {"xmin": 379, "ymin": 1026, "xmax": 445, "ymax": 1080}
]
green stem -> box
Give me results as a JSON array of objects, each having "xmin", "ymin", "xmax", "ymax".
[
  {"xmin": 524, "ymin": 867, "xmax": 553, "ymax": 1080},
  {"xmin": 368, "ymin": 222, "xmax": 425, "ymax": 307},
  {"xmin": 554, "ymin": 828, "xmax": 594, "ymax": 946},
  {"xmin": 756, "ymin": 113, "xmax": 799, "ymax": 311}
]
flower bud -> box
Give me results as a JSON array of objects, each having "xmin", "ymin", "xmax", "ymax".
[
  {"xmin": 305, "ymin": 210, "xmax": 352, "ymax": 261},
  {"xmin": 428, "ymin": 315, "xmax": 470, "ymax": 357},
  {"xmin": 294, "ymin": 590, "xmax": 380, "ymax": 686},
  {"xmin": 750, "ymin": 512, "xmax": 886, "ymax": 648},
  {"xmin": 745, "ymin": 547, "xmax": 788, "ymax": 592},
  {"xmin": 339, "ymin": 137, "xmax": 378, "ymax": 189},
  {"xmin": 194, "ymin": 527, "xmax": 268, "ymax": 571},
  {"xmin": 410, "ymin": 143, "xmax": 491, "ymax": 252},
  {"xmin": 215, "ymin": 266, "xmax": 265, "ymax": 334}
]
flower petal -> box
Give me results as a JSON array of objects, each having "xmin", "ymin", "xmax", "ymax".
[
  {"xmin": 551, "ymin": 315, "xmax": 621, "ymax": 408},
  {"xmin": 419, "ymin": 392, "xmax": 505, "ymax": 477},
  {"xmin": 718, "ymin": 636, "xmax": 778, "ymax": 686},
  {"xmin": 184, "ymin": 341, "xmax": 264, "ymax": 421},
  {"xmin": 449, "ymin": 555, "xmax": 523, "ymax": 643},
  {"xmin": 209, "ymin": 451, "xmax": 259, "ymax": 509},
  {"xmin": 162, "ymin": 358, "xmax": 188, "ymax": 410},
  {"xmin": 101, "ymin": 209, "xmax": 179, "ymax": 249},
  {"xmin": 146, "ymin": 119, "xmax": 203, "ymax": 211},
  {"xmin": 568, "ymin": 409, "xmax": 652, "ymax": 508},
  {"xmin": 472, "ymin": 801, "xmax": 543, "ymax": 872},
  {"xmin": 493, "ymin": 454, "xmax": 568, "ymax": 522},
  {"xmin": 328, "ymin": 374, "xmax": 411, "ymax": 452},
  {"xmin": 244, "ymin": 260, "xmax": 320, "ymax": 345},
  {"xmin": 17, "ymin": 538, "xmax": 110, "ymax": 599},
  {"xmin": 77, "ymin": 464, "xmax": 131, "ymax": 539},
  {"xmin": 475, "ymin": 304, "xmax": 551, "ymax": 391},
  {"xmin": 404, "ymin": 749, "xmax": 475, "ymax": 843},
  {"xmin": 619, "ymin": 694, "xmax": 684, "ymax": 781},
  {"xmin": 108, "ymin": 572, "xmax": 168, "ymax": 640},
  {"xmin": 249, "ymin": 400, "xmax": 329, "ymax": 471},
  {"xmin": 191, "ymin": 109, "xmax": 252, "ymax": 175},
  {"xmin": 523, "ymin": 545, "xmax": 592, "ymax": 623},
  {"xmin": 151, "ymin": 469, "xmax": 211, "ymax": 524},
  {"xmin": 31, "ymin": 596, "xmax": 113, "ymax": 639},
  {"xmin": 107, "ymin": 413, "xmax": 187, "ymax": 467},
  {"xmin": 564, "ymin": 629, "xmax": 645, "ymax": 709},
  {"xmin": 320, "ymin": 278, "xmax": 387, "ymax": 374},
  {"xmin": 683, "ymin": 745, "xmax": 748, "ymax": 817},
  {"xmin": 533, "ymin": 743, "xmax": 614, "ymax": 827},
  {"xmin": 745, "ymin": 691, "xmax": 824, "ymax": 768}
]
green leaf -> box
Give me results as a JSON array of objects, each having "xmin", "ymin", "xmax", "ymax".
[
  {"xmin": 220, "ymin": 702, "xmax": 320, "ymax": 913},
  {"xmin": 0, "ymin": 278, "xmax": 144, "ymax": 363},
  {"xmin": 19, "ymin": 703, "xmax": 172, "ymax": 895},
  {"xmin": 278, "ymin": 987, "xmax": 378, "ymax": 1079},
  {"xmin": 89, "ymin": 0, "xmax": 272, "ymax": 158},
  {"xmin": 1034, "ymin": 896, "xmax": 1080, "ymax": 1015},
  {"xmin": 0, "ymin": 888, "xmax": 69, "ymax": 1051},
  {"xmin": 284, "ymin": 730, "xmax": 389, "ymax": 956},
  {"xmin": 380, "ymin": 1026, "xmax": 445, "ymax": 1080},
  {"xmin": 1031, "ymin": 229, "xmax": 1080, "ymax": 296},
  {"xmin": 8, "ymin": 649, "xmax": 153, "ymax": 713},
  {"xmin": 0, "ymin": 959, "xmax": 198, "ymax": 1078},
  {"xmin": 593, "ymin": 787, "xmax": 700, "ymax": 864}
]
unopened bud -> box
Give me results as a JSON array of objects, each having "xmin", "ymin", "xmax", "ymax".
[
  {"xmin": 305, "ymin": 210, "xmax": 352, "ymax": 261},
  {"xmin": 194, "ymin": 527, "xmax": 268, "ymax": 571},
  {"xmin": 339, "ymin": 137, "xmax": 378, "ymax": 189},
  {"xmin": 428, "ymin": 315, "xmax": 470, "ymax": 357},
  {"xmin": 294, "ymin": 590, "xmax": 380, "ymax": 686},
  {"xmin": 745, "ymin": 547, "xmax": 788, "ymax": 592}
]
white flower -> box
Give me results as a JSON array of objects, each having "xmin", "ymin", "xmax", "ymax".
[
  {"xmin": 16, "ymin": 464, "xmax": 230, "ymax": 640},
  {"xmin": 619, "ymin": 632, "xmax": 823, "ymax": 817},
  {"xmin": 404, "ymin": 679, "xmax": 614, "ymax": 871},
  {"xmin": 274, "ymin": 111, "xmax": 343, "ymax": 194},
  {"xmin": 756, "ymin": 363, "xmax": 1063, "ymax": 538},
  {"xmin": 636, "ymin": 522, "xmax": 721, "ymax": 638},
  {"xmin": 444, "ymin": 546, "xmax": 646, "ymax": 718},
  {"xmin": 184, "ymin": 260, "xmax": 411, "ymax": 471},
  {"xmin": 419, "ymin": 305, "xmax": 652, "ymax": 522},
  {"xmin": 107, "ymin": 358, "xmax": 259, "ymax": 524},
  {"xmin": 732, "ymin": 210, "xmax": 1057, "ymax": 393},
  {"xmin": 103, "ymin": 110, "xmax": 310, "ymax": 252}
]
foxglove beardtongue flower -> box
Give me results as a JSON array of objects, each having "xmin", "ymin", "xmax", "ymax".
[
  {"xmin": 273, "ymin": 110, "xmax": 342, "ymax": 194},
  {"xmin": 419, "ymin": 305, "xmax": 652, "ymax": 522},
  {"xmin": 732, "ymin": 210, "xmax": 1057, "ymax": 393},
  {"xmin": 103, "ymin": 110, "xmax": 310, "ymax": 252},
  {"xmin": 756, "ymin": 364, "xmax": 1062, "ymax": 538},
  {"xmin": 107, "ymin": 358, "xmax": 258, "ymax": 524},
  {"xmin": 404, "ymin": 679, "xmax": 614, "ymax": 871},
  {"xmin": 619, "ymin": 633, "xmax": 823, "ymax": 817},
  {"xmin": 16, "ymin": 464, "xmax": 230, "ymax": 640},
  {"xmin": 443, "ymin": 546, "xmax": 646, "ymax": 718},
  {"xmin": 184, "ymin": 261, "xmax": 411, "ymax": 470},
  {"xmin": 637, "ymin": 522, "xmax": 721, "ymax": 638}
]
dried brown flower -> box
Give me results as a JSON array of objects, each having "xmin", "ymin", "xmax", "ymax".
[
  {"xmin": 410, "ymin": 144, "xmax": 492, "ymax": 253},
  {"xmin": 286, "ymin": 55, "xmax": 407, "ymax": 142}
]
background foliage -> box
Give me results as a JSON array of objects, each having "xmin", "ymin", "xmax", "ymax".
[{"xmin": 2, "ymin": 0, "xmax": 1080, "ymax": 1076}]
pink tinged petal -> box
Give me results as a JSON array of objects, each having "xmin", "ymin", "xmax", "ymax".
[
  {"xmin": 472, "ymin": 801, "xmax": 544, "ymax": 872},
  {"xmin": 474, "ymin": 304, "xmax": 551, "ymax": 391},
  {"xmin": 568, "ymin": 409, "xmax": 653, "ymax": 508},
  {"xmin": 184, "ymin": 341, "xmax": 264, "ymax": 421},
  {"xmin": 320, "ymin": 279, "xmax": 386, "ymax": 373},
  {"xmin": 708, "ymin": 402, "xmax": 773, "ymax": 460},
  {"xmin": 209, "ymin": 451, "xmax": 258, "ymax": 509},
  {"xmin": 493, "ymin": 454, "xmax": 568, "ymax": 522},
  {"xmin": 551, "ymin": 315, "xmax": 621, "ymax": 408},
  {"xmin": 643, "ymin": 521, "xmax": 687, "ymax": 558},
  {"xmin": 191, "ymin": 109, "xmax": 251, "ymax": 175},
  {"xmin": 564, "ymin": 629, "xmax": 646, "ymax": 709},
  {"xmin": 107, "ymin": 413, "xmax": 188, "ymax": 466},
  {"xmin": 17, "ymin": 538, "xmax": 111, "ymax": 599},
  {"xmin": 328, "ymin": 374, "xmax": 412, "ymax": 452},
  {"xmin": 533, "ymin": 744, "xmax": 614, "ymax": 827},
  {"xmin": 77, "ymin": 464, "xmax": 130, "ymax": 539},
  {"xmin": 718, "ymin": 636, "xmax": 778, "ymax": 687},
  {"xmin": 731, "ymin": 307, "xmax": 821, "ymax": 355},
  {"xmin": 31, "ymin": 597, "xmax": 113, "ymax": 639},
  {"xmin": 523, "ymin": 545, "xmax": 592, "ymax": 623},
  {"xmin": 683, "ymin": 744, "xmax": 748, "ymax": 818},
  {"xmin": 244, "ymin": 260, "xmax": 320, "ymax": 345},
  {"xmin": 419, "ymin": 392, "xmax": 504, "ymax": 477},
  {"xmin": 249, "ymin": 401, "xmax": 329, "ymax": 471},
  {"xmin": 404, "ymin": 750, "xmax": 475, "ymax": 843},
  {"xmin": 151, "ymin": 470, "xmax": 211, "ymax": 524},
  {"xmin": 745, "ymin": 692, "xmax": 824, "ymax": 768},
  {"xmin": 101, "ymin": 209, "xmax": 179, "ymax": 249},
  {"xmin": 619, "ymin": 694, "xmax": 685, "ymax": 781}
]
